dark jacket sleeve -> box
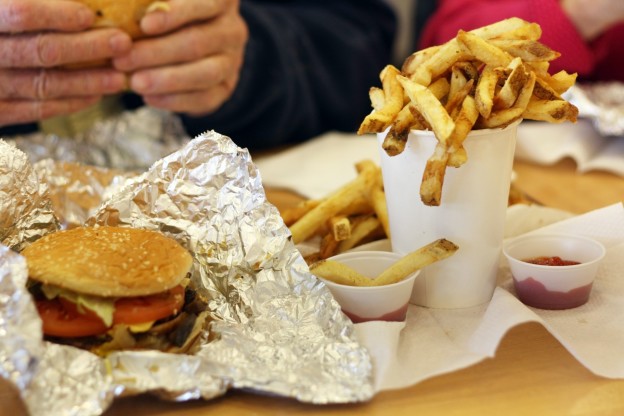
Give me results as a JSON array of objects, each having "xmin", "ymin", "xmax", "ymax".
[{"xmin": 180, "ymin": 0, "xmax": 396, "ymax": 150}]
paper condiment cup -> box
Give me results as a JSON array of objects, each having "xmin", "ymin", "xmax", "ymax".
[
  {"xmin": 503, "ymin": 233, "xmax": 606, "ymax": 309},
  {"xmin": 319, "ymin": 251, "xmax": 420, "ymax": 323}
]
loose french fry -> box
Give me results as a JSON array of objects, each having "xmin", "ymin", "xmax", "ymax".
[
  {"xmin": 409, "ymin": 38, "xmax": 466, "ymax": 86},
  {"xmin": 310, "ymin": 259, "xmax": 372, "ymax": 287},
  {"xmin": 369, "ymin": 186, "xmax": 390, "ymax": 239},
  {"xmin": 525, "ymin": 60, "xmax": 550, "ymax": 76},
  {"xmin": 532, "ymin": 76, "xmax": 562, "ymax": 101},
  {"xmin": 474, "ymin": 65, "xmax": 499, "ymax": 119},
  {"xmin": 446, "ymin": 78, "xmax": 474, "ymax": 118},
  {"xmin": 373, "ymin": 239, "xmax": 459, "ymax": 286},
  {"xmin": 337, "ymin": 215, "xmax": 382, "ymax": 253},
  {"xmin": 402, "ymin": 45, "xmax": 442, "ymax": 77},
  {"xmin": 514, "ymin": 70, "xmax": 536, "ymax": 110},
  {"xmin": 447, "ymin": 95, "xmax": 479, "ymax": 167},
  {"xmin": 280, "ymin": 199, "xmax": 321, "ymax": 226},
  {"xmin": 493, "ymin": 57, "xmax": 528, "ymax": 110},
  {"xmin": 428, "ymin": 76, "xmax": 451, "ymax": 101},
  {"xmin": 408, "ymin": 106, "xmax": 430, "ymax": 131},
  {"xmin": 457, "ymin": 30, "xmax": 513, "ymax": 68},
  {"xmin": 493, "ymin": 22, "xmax": 542, "ymax": 41},
  {"xmin": 289, "ymin": 161, "xmax": 378, "ymax": 243},
  {"xmin": 358, "ymin": 65, "xmax": 404, "ymax": 134},
  {"xmin": 319, "ymin": 232, "xmax": 340, "ymax": 259},
  {"xmin": 469, "ymin": 17, "xmax": 538, "ymax": 40},
  {"xmin": 489, "ymin": 39, "xmax": 560, "ymax": 62},
  {"xmin": 454, "ymin": 61, "xmax": 480, "ymax": 86},
  {"xmin": 542, "ymin": 70, "xmax": 577, "ymax": 95},
  {"xmin": 523, "ymin": 99, "xmax": 579, "ymax": 123},
  {"xmin": 383, "ymin": 104, "xmax": 414, "ymax": 156},
  {"xmin": 448, "ymin": 66, "xmax": 468, "ymax": 105},
  {"xmin": 420, "ymin": 143, "xmax": 449, "ymax": 206},
  {"xmin": 398, "ymin": 75, "xmax": 455, "ymax": 145},
  {"xmin": 368, "ymin": 87, "xmax": 385, "ymax": 111},
  {"xmin": 339, "ymin": 194, "xmax": 375, "ymax": 216},
  {"xmin": 329, "ymin": 215, "xmax": 351, "ymax": 241},
  {"xmin": 478, "ymin": 106, "xmax": 524, "ymax": 129}
]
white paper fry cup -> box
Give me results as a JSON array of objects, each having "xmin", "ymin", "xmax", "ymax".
[{"xmin": 378, "ymin": 120, "xmax": 519, "ymax": 308}]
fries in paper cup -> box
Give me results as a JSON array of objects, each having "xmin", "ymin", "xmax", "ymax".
[
  {"xmin": 310, "ymin": 251, "xmax": 418, "ymax": 323},
  {"xmin": 357, "ymin": 17, "xmax": 578, "ymax": 206}
]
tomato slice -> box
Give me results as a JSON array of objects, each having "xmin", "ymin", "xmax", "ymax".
[
  {"xmin": 113, "ymin": 285, "xmax": 185, "ymax": 325},
  {"xmin": 36, "ymin": 298, "xmax": 108, "ymax": 338},
  {"xmin": 35, "ymin": 285, "xmax": 185, "ymax": 338}
]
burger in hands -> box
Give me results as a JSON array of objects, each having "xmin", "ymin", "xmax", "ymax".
[
  {"xmin": 22, "ymin": 226, "xmax": 209, "ymax": 356},
  {"xmin": 72, "ymin": 0, "xmax": 170, "ymax": 39},
  {"xmin": 66, "ymin": 0, "xmax": 170, "ymax": 68}
]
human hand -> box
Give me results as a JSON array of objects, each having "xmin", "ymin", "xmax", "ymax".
[
  {"xmin": 113, "ymin": 0, "xmax": 248, "ymax": 115},
  {"xmin": 0, "ymin": 0, "xmax": 132, "ymax": 127},
  {"xmin": 561, "ymin": 0, "xmax": 624, "ymax": 40}
]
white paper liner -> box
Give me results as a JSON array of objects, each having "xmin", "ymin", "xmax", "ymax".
[{"xmin": 355, "ymin": 203, "xmax": 624, "ymax": 391}]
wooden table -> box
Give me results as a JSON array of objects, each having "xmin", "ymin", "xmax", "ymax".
[{"xmin": 2, "ymin": 158, "xmax": 623, "ymax": 416}]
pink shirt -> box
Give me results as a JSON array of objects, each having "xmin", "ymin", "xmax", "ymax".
[{"xmin": 419, "ymin": 0, "xmax": 624, "ymax": 82}]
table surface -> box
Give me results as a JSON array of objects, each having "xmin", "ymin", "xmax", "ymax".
[{"xmin": 2, "ymin": 157, "xmax": 623, "ymax": 416}]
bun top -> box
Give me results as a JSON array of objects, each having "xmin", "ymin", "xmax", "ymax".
[
  {"xmin": 22, "ymin": 226, "xmax": 193, "ymax": 297},
  {"xmin": 72, "ymin": 0, "xmax": 169, "ymax": 39}
]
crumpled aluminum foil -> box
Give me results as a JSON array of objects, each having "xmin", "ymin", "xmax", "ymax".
[
  {"xmin": 566, "ymin": 82, "xmax": 624, "ymax": 137},
  {"xmin": 0, "ymin": 140, "xmax": 60, "ymax": 251},
  {"xmin": 5, "ymin": 107, "xmax": 190, "ymax": 171},
  {"xmin": 0, "ymin": 130, "xmax": 374, "ymax": 416}
]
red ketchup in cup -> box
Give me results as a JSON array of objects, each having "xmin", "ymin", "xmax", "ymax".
[{"xmin": 503, "ymin": 234, "xmax": 606, "ymax": 311}]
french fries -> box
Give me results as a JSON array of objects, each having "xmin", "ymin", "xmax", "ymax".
[
  {"xmin": 374, "ymin": 239, "xmax": 459, "ymax": 286},
  {"xmin": 309, "ymin": 238, "xmax": 459, "ymax": 287},
  {"xmin": 287, "ymin": 160, "xmax": 383, "ymax": 245},
  {"xmin": 280, "ymin": 160, "xmax": 389, "ymax": 262},
  {"xmin": 356, "ymin": 17, "xmax": 578, "ymax": 206}
]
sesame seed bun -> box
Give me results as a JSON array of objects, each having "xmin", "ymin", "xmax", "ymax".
[
  {"xmin": 22, "ymin": 226, "xmax": 192, "ymax": 297},
  {"xmin": 71, "ymin": 0, "xmax": 170, "ymax": 39}
]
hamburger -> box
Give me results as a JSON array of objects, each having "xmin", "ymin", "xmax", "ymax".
[
  {"xmin": 72, "ymin": 0, "xmax": 170, "ymax": 39},
  {"xmin": 22, "ymin": 226, "xmax": 209, "ymax": 356},
  {"xmin": 64, "ymin": 0, "xmax": 169, "ymax": 68}
]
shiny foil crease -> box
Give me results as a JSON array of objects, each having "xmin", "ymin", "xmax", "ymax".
[
  {"xmin": 0, "ymin": 131, "xmax": 374, "ymax": 415},
  {"xmin": 567, "ymin": 82, "xmax": 624, "ymax": 136},
  {"xmin": 0, "ymin": 140, "xmax": 60, "ymax": 251}
]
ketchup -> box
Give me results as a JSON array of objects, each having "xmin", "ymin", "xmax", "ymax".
[
  {"xmin": 513, "ymin": 277, "xmax": 592, "ymax": 310},
  {"xmin": 342, "ymin": 303, "xmax": 409, "ymax": 323},
  {"xmin": 523, "ymin": 256, "xmax": 580, "ymax": 266}
]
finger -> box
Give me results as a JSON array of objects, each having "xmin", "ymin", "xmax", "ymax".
[
  {"xmin": 140, "ymin": 0, "xmax": 235, "ymax": 35},
  {"xmin": 0, "ymin": 69, "xmax": 127, "ymax": 100},
  {"xmin": 141, "ymin": 75, "xmax": 238, "ymax": 114},
  {"xmin": 141, "ymin": 82, "xmax": 233, "ymax": 114},
  {"xmin": 129, "ymin": 54, "xmax": 235, "ymax": 95},
  {"xmin": 0, "ymin": 0, "xmax": 94, "ymax": 32},
  {"xmin": 0, "ymin": 29, "xmax": 132, "ymax": 68},
  {"xmin": 114, "ymin": 19, "xmax": 246, "ymax": 71},
  {"xmin": 0, "ymin": 96, "xmax": 100, "ymax": 126}
]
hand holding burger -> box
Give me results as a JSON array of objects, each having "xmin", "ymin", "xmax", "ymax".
[
  {"xmin": 0, "ymin": 0, "xmax": 133, "ymax": 127},
  {"xmin": 112, "ymin": 0, "xmax": 249, "ymax": 116}
]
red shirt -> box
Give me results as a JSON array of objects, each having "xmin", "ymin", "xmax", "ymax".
[{"xmin": 419, "ymin": 0, "xmax": 624, "ymax": 82}]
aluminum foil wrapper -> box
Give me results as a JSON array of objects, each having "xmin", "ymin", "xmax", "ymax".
[
  {"xmin": 0, "ymin": 140, "xmax": 60, "ymax": 251},
  {"xmin": 567, "ymin": 82, "xmax": 624, "ymax": 137},
  {"xmin": 0, "ymin": 131, "xmax": 374, "ymax": 415},
  {"xmin": 5, "ymin": 107, "xmax": 190, "ymax": 171}
]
